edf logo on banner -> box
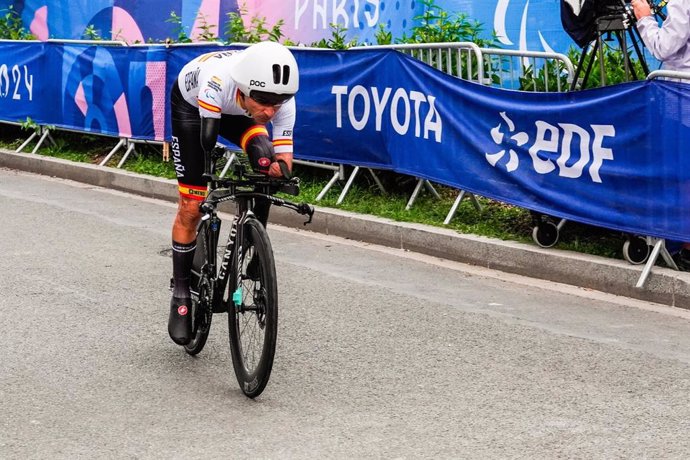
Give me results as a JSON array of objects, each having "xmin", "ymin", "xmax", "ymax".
[
  {"xmin": 486, "ymin": 112, "xmax": 616, "ymax": 184},
  {"xmin": 331, "ymin": 85, "xmax": 443, "ymax": 142}
]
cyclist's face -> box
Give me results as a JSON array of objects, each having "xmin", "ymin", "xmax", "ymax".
[{"xmin": 243, "ymin": 96, "xmax": 282, "ymax": 123}]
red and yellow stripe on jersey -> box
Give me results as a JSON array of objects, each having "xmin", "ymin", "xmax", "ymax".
[
  {"xmin": 197, "ymin": 98, "xmax": 221, "ymax": 114},
  {"xmin": 178, "ymin": 183, "xmax": 208, "ymax": 201},
  {"xmin": 240, "ymin": 125, "xmax": 269, "ymax": 150},
  {"xmin": 272, "ymin": 138, "xmax": 293, "ymax": 155}
]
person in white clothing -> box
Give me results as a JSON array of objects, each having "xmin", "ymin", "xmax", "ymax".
[
  {"xmin": 633, "ymin": 0, "xmax": 690, "ymax": 269},
  {"xmin": 167, "ymin": 41, "xmax": 299, "ymax": 345},
  {"xmin": 632, "ymin": 0, "xmax": 690, "ymax": 73}
]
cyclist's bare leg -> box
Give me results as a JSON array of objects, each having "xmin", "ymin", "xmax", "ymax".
[{"xmin": 173, "ymin": 197, "xmax": 202, "ymax": 244}]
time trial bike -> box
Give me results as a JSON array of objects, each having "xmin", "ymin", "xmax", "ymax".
[{"xmin": 180, "ymin": 154, "xmax": 314, "ymax": 398}]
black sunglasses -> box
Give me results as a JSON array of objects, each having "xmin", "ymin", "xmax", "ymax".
[{"xmin": 249, "ymin": 90, "xmax": 293, "ymax": 106}]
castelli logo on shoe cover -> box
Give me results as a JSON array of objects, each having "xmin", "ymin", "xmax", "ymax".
[
  {"xmin": 258, "ymin": 157, "xmax": 271, "ymax": 167},
  {"xmin": 178, "ymin": 305, "xmax": 188, "ymax": 316}
]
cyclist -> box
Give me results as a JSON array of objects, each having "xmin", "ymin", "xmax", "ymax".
[{"xmin": 167, "ymin": 41, "xmax": 299, "ymax": 345}]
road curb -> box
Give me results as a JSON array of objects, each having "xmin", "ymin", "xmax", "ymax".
[{"xmin": 3, "ymin": 149, "xmax": 690, "ymax": 309}]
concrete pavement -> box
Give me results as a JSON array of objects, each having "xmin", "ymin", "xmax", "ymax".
[{"xmin": 2, "ymin": 148, "xmax": 690, "ymax": 309}]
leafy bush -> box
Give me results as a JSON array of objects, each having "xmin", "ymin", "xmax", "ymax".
[
  {"xmin": 224, "ymin": 4, "xmax": 288, "ymax": 44},
  {"xmin": 401, "ymin": 0, "xmax": 496, "ymax": 46},
  {"xmin": 310, "ymin": 23, "xmax": 360, "ymax": 49},
  {"xmin": 516, "ymin": 40, "xmax": 648, "ymax": 92},
  {"xmin": 0, "ymin": 6, "xmax": 34, "ymax": 40},
  {"xmin": 165, "ymin": 11, "xmax": 220, "ymax": 43},
  {"xmin": 568, "ymin": 43, "xmax": 648, "ymax": 89}
]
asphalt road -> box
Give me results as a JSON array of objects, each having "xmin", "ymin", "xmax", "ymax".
[{"xmin": 2, "ymin": 168, "xmax": 690, "ymax": 459}]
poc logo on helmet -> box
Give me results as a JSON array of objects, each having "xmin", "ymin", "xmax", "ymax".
[{"xmin": 250, "ymin": 80, "xmax": 266, "ymax": 88}]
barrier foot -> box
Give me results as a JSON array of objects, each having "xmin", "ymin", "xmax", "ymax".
[
  {"xmin": 406, "ymin": 178, "xmax": 425, "ymax": 210},
  {"xmin": 406, "ymin": 179, "xmax": 441, "ymax": 211},
  {"xmin": 100, "ymin": 138, "xmax": 126, "ymax": 166},
  {"xmin": 315, "ymin": 170, "xmax": 341, "ymax": 201},
  {"xmin": 468, "ymin": 193, "xmax": 481, "ymax": 211},
  {"xmin": 425, "ymin": 180, "xmax": 440, "ymax": 199},
  {"xmin": 15, "ymin": 130, "xmax": 38, "ymax": 153},
  {"xmin": 635, "ymin": 238, "xmax": 676, "ymax": 288},
  {"xmin": 367, "ymin": 168, "xmax": 386, "ymax": 195},
  {"xmin": 556, "ymin": 218, "xmax": 568, "ymax": 232},
  {"xmin": 116, "ymin": 141, "xmax": 136, "ymax": 168},
  {"xmin": 30, "ymin": 128, "xmax": 53, "ymax": 154},
  {"xmin": 45, "ymin": 130, "xmax": 58, "ymax": 148},
  {"xmin": 337, "ymin": 166, "xmax": 360, "ymax": 205},
  {"xmin": 443, "ymin": 190, "xmax": 482, "ymax": 225}
]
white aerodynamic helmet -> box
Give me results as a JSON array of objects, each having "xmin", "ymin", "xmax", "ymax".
[{"xmin": 230, "ymin": 41, "xmax": 299, "ymax": 105}]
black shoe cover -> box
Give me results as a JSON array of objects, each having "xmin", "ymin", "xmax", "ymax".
[{"xmin": 168, "ymin": 296, "xmax": 192, "ymax": 345}]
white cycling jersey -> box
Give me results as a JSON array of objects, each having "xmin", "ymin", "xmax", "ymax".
[{"xmin": 176, "ymin": 50, "xmax": 296, "ymax": 154}]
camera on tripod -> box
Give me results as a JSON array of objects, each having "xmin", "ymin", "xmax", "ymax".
[
  {"xmin": 561, "ymin": 0, "xmax": 667, "ymax": 89},
  {"xmin": 562, "ymin": 0, "xmax": 629, "ymax": 47},
  {"xmin": 561, "ymin": 0, "xmax": 665, "ymax": 47}
]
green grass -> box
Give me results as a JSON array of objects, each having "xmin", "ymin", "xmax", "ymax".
[{"xmin": 0, "ymin": 126, "xmax": 626, "ymax": 260}]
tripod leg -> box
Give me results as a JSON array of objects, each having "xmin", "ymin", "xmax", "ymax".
[
  {"xmin": 616, "ymin": 31, "xmax": 631, "ymax": 81},
  {"xmin": 581, "ymin": 40, "xmax": 600, "ymax": 90},
  {"xmin": 571, "ymin": 43, "xmax": 590, "ymax": 91},
  {"xmin": 628, "ymin": 27, "xmax": 649, "ymax": 76},
  {"xmin": 598, "ymin": 31, "xmax": 606, "ymax": 86}
]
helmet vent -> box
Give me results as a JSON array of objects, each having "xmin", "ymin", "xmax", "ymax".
[
  {"xmin": 272, "ymin": 64, "xmax": 281, "ymax": 85},
  {"xmin": 282, "ymin": 65, "xmax": 291, "ymax": 85},
  {"xmin": 272, "ymin": 64, "xmax": 291, "ymax": 86}
]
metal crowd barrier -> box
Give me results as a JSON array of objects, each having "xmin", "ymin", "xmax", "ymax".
[
  {"xmin": 10, "ymin": 40, "xmax": 128, "ymax": 158},
  {"xmin": 479, "ymin": 48, "xmax": 574, "ymax": 92},
  {"xmin": 10, "ymin": 40, "xmax": 227, "ymax": 168},
  {"xmin": 632, "ymin": 70, "xmax": 690, "ymax": 287},
  {"xmin": 473, "ymin": 48, "xmax": 575, "ymax": 247},
  {"xmin": 99, "ymin": 42, "xmax": 225, "ymax": 168},
  {"xmin": 348, "ymin": 42, "xmax": 485, "ymax": 210},
  {"xmin": 316, "ymin": 43, "xmax": 575, "ymax": 216},
  {"xmin": 356, "ymin": 42, "xmax": 485, "ymax": 82},
  {"xmin": 443, "ymin": 47, "xmax": 575, "ymax": 225}
]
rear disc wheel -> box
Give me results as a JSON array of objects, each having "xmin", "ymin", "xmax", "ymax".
[{"xmin": 184, "ymin": 277, "xmax": 212, "ymax": 355}]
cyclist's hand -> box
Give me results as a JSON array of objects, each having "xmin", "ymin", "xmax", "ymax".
[{"xmin": 268, "ymin": 152, "xmax": 293, "ymax": 178}]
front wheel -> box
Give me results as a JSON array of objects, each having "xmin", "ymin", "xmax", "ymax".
[{"xmin": 228, "ymin": 217, "xmax": 278, "ymax": 398}]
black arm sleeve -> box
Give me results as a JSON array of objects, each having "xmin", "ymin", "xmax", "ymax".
[
  {"xmin": 200, "ymin": 117, "xmax": 220, "ymax": 154},
  {"xmin": 200, "ymin": 117, "xmax": 220, "ymax": 175}
]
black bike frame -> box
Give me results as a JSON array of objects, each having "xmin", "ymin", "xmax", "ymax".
[
  {"xmin": 193, "ymin": 204, "xmax": 242, "ymax": 314},
  {"xmin": 193, "ymin": 188, "xmax": 287, "ymax": 314}
]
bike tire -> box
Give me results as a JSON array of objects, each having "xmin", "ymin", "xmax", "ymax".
[
  {"xmin": 227, "ymin": 217, "xmax": 278, "ymax": 398},
  {"xmin": 185, "ymin": 222, "xmax": 213, "ymax": 355},
  {"xmin": 184, "ymin": 287, "xmax": 212, "ymax": 355}
]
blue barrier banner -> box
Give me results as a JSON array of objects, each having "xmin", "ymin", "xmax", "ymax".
[
  {"xmin": 294, "ymin": 49, "xmax": 690, "ymax": 241},
  {"xmin": 46, "ymin": 43, "xmax": 168, "ymax": 140},
  {"xmin": 0, "ymin": 42, "xmax": 47, "ymax": 124},
  {"xmin": 0, "ymin": 42, "xmax": 688, "ymax": 242}
]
